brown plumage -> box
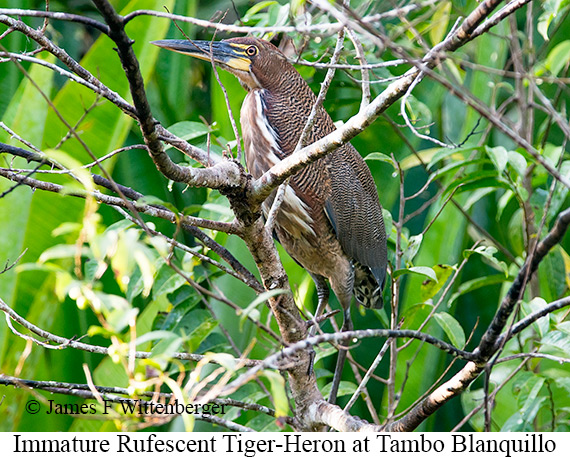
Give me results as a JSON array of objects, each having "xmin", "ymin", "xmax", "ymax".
[{"xmin": 153, "ymin": 37, "xmax": 388, "ymax": 403}]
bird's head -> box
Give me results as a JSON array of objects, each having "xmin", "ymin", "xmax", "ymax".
[{"xmin": 152, "ymin": 37, "xmax": 289, "ymax": 91}]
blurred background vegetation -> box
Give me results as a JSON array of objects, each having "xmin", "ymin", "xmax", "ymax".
[{"xmin": 1, "ymin": 0, "xmax": 570, "ymax": 432}]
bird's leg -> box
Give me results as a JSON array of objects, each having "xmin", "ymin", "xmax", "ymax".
[
  {"xmin": 308, "ymin": 274, "xmax": 329, "ymax": 335},
  {"xmin": 328, "ymin": 307, "xmax": 353, "ymax": 405},
  {"xmin": 307, "ymin": 274, "xmax": 329, "ymax": 376}
]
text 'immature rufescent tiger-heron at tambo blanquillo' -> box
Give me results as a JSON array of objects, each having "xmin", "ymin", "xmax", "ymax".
[{"xmin": 153, "ymin": 37, "xmax": 388, "ymax": 404}]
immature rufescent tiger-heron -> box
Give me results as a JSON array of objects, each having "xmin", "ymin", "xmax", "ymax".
[{"xmin": 152, "ymin": 37, "xmax": 388, "ymax": 404}]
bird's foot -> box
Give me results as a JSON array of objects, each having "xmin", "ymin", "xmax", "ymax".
[
  {"xmin": 305, "ymin": 309, "xmax": 340, "ymax": 331},
  {"xmin": 306, "ymin": 348, "xmax": 316, "ymax": 377}
]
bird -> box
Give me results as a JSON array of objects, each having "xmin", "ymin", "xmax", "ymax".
[{"xmin": 152, "ymin": 37, "xmax": 388, "ymax": 404}]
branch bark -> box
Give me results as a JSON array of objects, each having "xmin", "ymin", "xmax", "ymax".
[
  {"xmin": 2, "ymin": 0, "xmax": 567, "ymax": 433},
  {"xmin": 251, "ymin": 0, "xmax": 514, "ymax": 204}
]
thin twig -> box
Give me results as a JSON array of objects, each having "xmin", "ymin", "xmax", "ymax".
[{"xmin": 0, "ymin": 297, "xmax": 259, "ymax": 366}]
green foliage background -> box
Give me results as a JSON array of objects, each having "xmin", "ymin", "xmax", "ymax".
[{"xmin": 1, "ymin": 0, "xmax": 570, "ymax": 432}]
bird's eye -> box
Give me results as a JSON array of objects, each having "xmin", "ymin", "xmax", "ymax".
[{"xmin": 245, "ymin": 46, "xmax": 258, "ymax": 56}]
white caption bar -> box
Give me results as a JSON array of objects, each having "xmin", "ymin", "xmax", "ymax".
[{"xmin": 2, "ymin": 432, "xmax": 565, "ymax": 457}]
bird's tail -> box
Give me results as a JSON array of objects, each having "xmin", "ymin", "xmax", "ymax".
[{"xmin": 353, "ymin": 262, "xmax": 384, "ymax": 309}]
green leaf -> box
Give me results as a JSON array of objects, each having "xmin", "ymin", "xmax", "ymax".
[
  {"xmin": 364, "ymin": 152, "xmax": 395, "ymax": 166},
  {"xmin": 0, "ymin": 54, "xmax": 55, "ymax": 362},
  {"xmin": 461, "ymin": 388, "xmax": 484, "ymax": 431},
  {"xmin": 262, "ymin": 370, "xmax": 289, "ymax": 417},
  {"xmin": 543, "ymin": 40, "xmax": 570, "ymax": 76},
  {"xmin": 430, "ymin": 158, "xmax": 490, "ymax": 182},
  {"xmin": 382, "ymin": 209, "xmax": 393, "ymax": 242},
  {"xmin": 420, "ymin": 264, "xmax": 455, "ymax": 301},
  {"xmin": 402, "ymin": 147, "xmax": 441, "ymax": 170},
  {"xmin": 38, "ymin": 245, "xmax": 91, "ymax": 263},
  {"xmin": 243, "ymin": 1, "xmax": 278, "ymax": 22},
  {"xmin": 553, "ymin": 376, "xmax": 570, "ymax": 396},
  {"xmin": 508, "ymin": 208, "xmax": 525, "ymax": 256},
  {"xmin": 559, "ymin": 246, "xmax": 570, "ymax": 290},
  {"xmin": 313, "ymin": 343, "xmax": 337, "ymax": 364},
  {"xmin": 507, "ymin": 150, "xmax": 527, "ymax": 177},
  {"xmin": 196, "ymin": 333, "xmax": 229, "ymax": 354},
  {"xmin": 322, "ymin": 380, "xmax": 358, "ymax": 399},
  {"xmin": 485, "ymin": 145, "xmax": 508, "ymax": 174},
  {"xmin": 135, "ymin": 330, "xmax": 178, "ymax": 345},
  {"xmin": 166, "ymin": 120, "xmax": 211, "ymax": 139},
  {"xmin": 433, "ymin": 312, "xmax": 466, "ymax": 349},
  {"xmin": 503, "ymin": 374, "xmax": 547, "ymax": 431},
  {"xmin": 240, "ymin": 289, "xmax": 288, "ymax": 328},
  {"xmin": 94, "ymin": 292, "xmax": 138, "ymax": 333},
  {"xmin": 402, "ymin": 234, "xmax": 423, "ymax": 265},
  {"xmin": 133, "ymin": 248, "xmax": 156, "ymax": 297},
  {"xmin": 174, "ymin": 309, "xmax": 218, "ymax": 352},
  {"xmin": 449, "ymin": 274, "xmax": 512, "ymax": 305},
  {"xmin": 153, "ymin": 262, "xmax": 188, "ymax": 299},
  {"xmin": 497, "ymin": 189, "xmax": 514, "ymax": 221},
  {"xmin": 403, "ymin": 96, "xmax": 433, "ymax": 132},
  {"xmin": 136, "ymin": 195, "xmax": 179, "ymax": 214},
  {"xmin": 155, "ymin": 287, "xmax": 200, "ymax": 332},
  {"xmin": 149, "ymin": 333, "xmax": 184, "ymax": 365},
  {"xmin": 522, "ymin": 298, "xmax": 550, "ymax": 339},
  {"xmin": 463, "ymin": 187, "xmax": 496, "ymax": 211},
  {"xmin": 443, "ymin": 170, "xmax": 511, "ymax": 197},
  {"xmin": 537, "ymin": 0, "xmax": 570, "ymax": 40},
  {"xmin": 393, "ymin": 266, "xmax": 437, "ymax": 282},
  {"xmin": 538, "ymin": 246, "xmax": 567, "ymax": 302},
  {"xmin": 400, "ymin": 303, "xmax": 433, "ymax": 324},
  {"xmin": 164, "ymin": 121, "xmax": 211, "ymax": 151},
  {"xmin": 501, "ymin": 406, "xmax": 540, "ymax": 432},
  {"xmin": 541, "ymin": 330, "xmax": 570, "ymax": 357},
  {"xmin": 194, "ymin": 202, "xmax": 234, "ymax": 220},
  {"xmin": 429, "ymin": 1, "xmax": 451, "ymax": 45},
  {"xmin": 464, "ymin": 246, "xmax": 509, "ymax": 276},
  {"xmin": 427, "ymin": 146, "xmax": 482, "ymax": 170},
  {"xmin": 548, "ymin": 161, "xmax": 570, "ymax": 222}
]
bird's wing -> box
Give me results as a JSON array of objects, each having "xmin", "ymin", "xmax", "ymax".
[{"xmin": 324, "ymin": 146, "xmax": 387, "ymax": 285}]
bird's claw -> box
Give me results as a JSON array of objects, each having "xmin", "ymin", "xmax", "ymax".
[{"xmin": 306, "ymin": 348, "xmax": 316, "ymax": 377}]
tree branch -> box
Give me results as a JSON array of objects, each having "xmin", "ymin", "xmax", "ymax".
[
  {"xmin": 251, "ymin": 0, "xmax": 511, "ymax": 204},
  {"xmin": 0, "ymin": 297, "xmax": 259, "ymax": 367},
  {"xmin": 387, "ymin": 208, "xmax": 570, "ymax": 431},
  {"xmin": 91, "ymin": 0, "xmax": 244, "ymax": 189},
  {"xmin": 0, "ymin": 166, "xmax": 235, "ymax": 233}
]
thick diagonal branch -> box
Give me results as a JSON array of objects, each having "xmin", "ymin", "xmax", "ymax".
[
  {"xmin": 385, "ymin": 207, "xmax": 570, "ymax": 432},
  {"xmin": 250, "ymin": 0, "xmax": 558, "ymax": 204}
]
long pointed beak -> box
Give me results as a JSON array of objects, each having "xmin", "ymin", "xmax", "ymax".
[{"xmin": 151, "ymin": 39, "xmax": 251, "ymax": 72}]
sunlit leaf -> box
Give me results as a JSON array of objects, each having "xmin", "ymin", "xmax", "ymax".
[
  {"xmin": 429, "ymin": 1, "xmax": 451, "ymax": 45},
  {"xmin": 522, "ymin": 297, "xmax": 550, "ymax": 339},
  {"xmin": 449, "ymin": 274, "xmax": 512, "ymax": 305},
  {"xmin": 463, "ymin": 246, "xmax": 508, "ymax": 276},
  {"xmin": 485, "ymin": 146, "xmax": 508, "ymax": 174},
  {"xmin": 243, "ymin": 1, "xmax": 278, "ymax": 22},
  {"xmin": 240, "ymin": 289, "xmax": 288, "ymax": 328},
  {"xmin": 38, "ymin": 245, "xmax": 90, "ymax": 263},
  {"xmin": 542, "ymin": 40, "xmax": 570, "ymax": 76},
  {"xmin": 321, "ymin": 380, "xmax": 358, "ymax": 399},
  {"xmin": 393, "ymin": 266, "xmax": 437, "ymax": 282},
  {"xmin": 402, "ymin": 234, "xmax": 423, "ymax": 265},
  {"xmin": 365, "ymin": 152, "xmax": 395, "ymax": 167},
  {"xmin": 507, "ymin": 150, "xmax": 527, "ymax": 177},
  {"xmin": 433, "ymin": 312, "xmax": 466, "ymax": 349},
  {"xmin": 443, "ymin": 170, "xmax": 511, "ymax": 197},
  {"xmin": 420, "ymin": 264, "xmax": 455, "ymax": 301},
  {"xmin": 164, "ymin": 121, "xmax": 211, "ymax": 147},
  {"xmin": 136, "ymin": 195, "xmax": 179, "ymax": 214},
  {"xmin": 263, "ymin": 370, "xmax": 289, "ymax": 417}
]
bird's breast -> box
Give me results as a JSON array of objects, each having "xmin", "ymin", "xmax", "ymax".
[
  {"xmin": 241, "ymin": 89, "xmax": 281, "ymax": 179},
  {"xmin": 241, "ymin": 90, "xmax": 316, "ymax": 239}
]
